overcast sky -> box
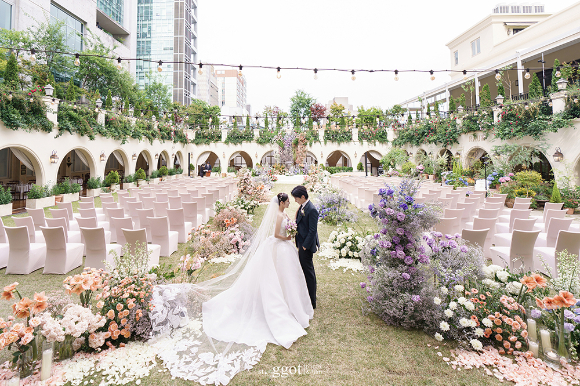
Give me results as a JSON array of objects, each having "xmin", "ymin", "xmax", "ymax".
[{"xmin": 197, "ymin": 0, "xmax": 578, "ymax": 114}]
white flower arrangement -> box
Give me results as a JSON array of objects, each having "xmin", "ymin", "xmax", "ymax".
[{"xmin": 327, "ymin": 228, "xmax": 365, "ymax": 260}]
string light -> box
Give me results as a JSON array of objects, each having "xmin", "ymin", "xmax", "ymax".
[
  {"xmin": 463, "ymin": 70, "xmax": 467, "ymax": 80},
  {"xmin": 524, "ymin": 68, "xmax": 531, "ymax": 79},
  {"xmin": 394, "ymin": 70, "xmax": 399, "ymax": 81},
  {"xmin": 314, "ymin": 68, "xmax": 318, "ymax": 80},
  {"xmin": 495, "ymin": 69, "xmax": 501, "ymax": 81},
  {"xmin": 8, "ymin": 92, "xmax": 12, "ymax": 101},
  {"xmin": 157, "ymin": 60, "xmax": 163, "ymax": 72},
  {"xmin": 198, "ymin": 62, "xmax": 203, "ymax": 75},
  {"xmin": 116, "ymin": 57, "xmax": 122, "ymax": 70},
  {"xmin": 555, "ymin": 66, "xmax": 561, "ymax": 78},
  {"xmin": 276, "ymin": 66, "xmax": 281, "ymax": 79},
  {"xmin": 30, "ymin": 48, "xmax": 36, "ymax": 62},
  {"xmin": 549, "ymin": 99, "xmax": 553, "ymax": 107},
  {"xmin": 525, "ymin": 102, "xmax": 529, "ymax": 110},
  {"xmin": 74, "ymin": 53, "xmax": 80, "ymax": 66},
  {"xmin": 429, "ymin": 70, "xmax": 435, "ymax": 81},
  {"xmin": 238, "ymin": 65, "xmax": 243, "ymax": 77},
  {"xmin": 351, "ymin": 70, "xmax": 356, "ymax": 81}
]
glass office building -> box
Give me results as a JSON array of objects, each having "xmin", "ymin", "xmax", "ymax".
[
  {"xmin": 136, "ymin": 0, "xmax": 197, "ymax": 105},
  {"xmin": 0, "ymin": 0, "xmax": 11, "ymax": 30},
  {"xmin": 97, "ymin": 0, "xmax": 124, "ymax": 25}
]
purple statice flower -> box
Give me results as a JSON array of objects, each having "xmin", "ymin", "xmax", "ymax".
[
  {"xmin": 366, "ymin": 287, "xmax": 370, "ymax": 293},
  {"xmin": 448, "ymin": 240, "xmax": 458, "ymax": 249},
  {"xmin": 396, "ymin": 227, "xmax": 405, "ymax": 235},
  {"xmin": 401, "ymin": 273, "xmax": 411, "ymax": 280},
  {"xmin": 384, "ymin": 241, "xmax": 392, "ymax": 248},
  {"xmin": 360, "ymin": 282, "xmax": 366, "ymax": 289},
  {"xmin": 386, "ymin": 208, "xmax": 395, "ymax": 216},
  {"xmin": 397, "ymin": 250, "xmax": 406, "ymax": 259},
  {"xmin": 405, "ymin": 196, "xmax": 414, "ymax": 204},
  {"xmin": 367, "ymin": 275, "xmax": 373, "ymax": 280},
  {"xmin": 381, "ymin": 218, "xmax": 389, "ymax": 225},
  {"xmin": 374, "ymin": 233, "xmax": 380, "ymax": 239},
  {"xmin": 380, "ymin": 228, "xmax": 388, "ymax": 235},
  {"xmin": 370, "ymin": 248, "xmax": 377, "ymax": 256},
  {"xmin": 434, "ymin": 232, "xmax": 443, "ymax": 238},
  {"xmin": 408, "ymin": 266, "xmax": 418, "ymax": 274},
  {"xmin": 368, "ymin": 204, "xmax": 374, "ymax": 211},
  {"xmin": 418, "ymin": 245, "xmax": 426, "ymax": 253},
  {"xmin": 404, "ymin": 256, "xmax": 413, "ymax": 265},
  {"xmin": 378, "ymin": 201, "xmax": 385, "ymax": 208},
  {"xmin": 378, "ymin": 240, "xmax": 388, "ymax": 248},
  {"xmin": 575, "ymin": 316, "xmax": 580, "ymax": 324},
  {"xmin": 426, "ymin": 238, "xmax": 434, "ymax": 246},
  {"xmin": 406, "ymin": 243, "xmax": 414, "ymax": 251},
  {"xmin": 399, "ymin": 203, "xmax": 409, "ymax": 211},
  {"xmin": 378, "ymin": 188, "xmax": 387, "ymax": 196},
  {"xmin": 412, "ymin": 203, "xmax": 423, "ymax": 209},
  {"xmin": 418, "ymin": 254, "xmax": 430, "ymax": 264},
  {"xmin": 392, "ymin": 236, "xmax": 401, "ymax": 245},
  {"xmin": 454, "ymin": 233, "xmax": 461, "ymax": 239},
  {"xmin": 366, "ymin": 296, "xmax": 374, "ymax": 302},
  {"xmin": 564, "ymin": 309, "xmax": 575, "ymax": 319},
  {"xmin": 405, "ymin": 230, "xmax": 413, "ymax": 239},
  {"xmin": 445, "ymin": 234, "xmax": 453, "ymax": 240},
  {"xmin": 460, "ymin": 245, "xmax": 469, "ymax": 253},
  {"xmin": 390, "ymin": 251, "xmax": 397, "ymax": 258},
  {"xmin": 531, "ymin": 309, "xmax": 542, "ymax": 319},
  {"xmin": 564, "ymin": 323, "xmax": 575, "ymax": 332},
  {"xmin": 397, "ymin": 212, "xmax": 406, "ymax": 221},
  {"xmin": 386, "ymin": 188, "xmax": 394, "ymax": 196},
  {"xmin": 395, "ymin": 244, "xmax": 403, "ymax": 252},
  {"xmin": 411, "ymin": 295, "xmax": 421, "ymax": 302},
  {"xmin": 369, "ymin": 266, "xmax": 375, "ymax": 273},
  {"xmin": 439, "ymin": 240, "xmax": 448, "ymax": 248},
  {"xmin": 432, "ymin": 246, "xmax": 440, "ymax": 253}
]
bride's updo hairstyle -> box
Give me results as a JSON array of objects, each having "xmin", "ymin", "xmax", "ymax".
[{"xmin": 277, "ymin": 192, "xmax": 289, "ymax": 204}]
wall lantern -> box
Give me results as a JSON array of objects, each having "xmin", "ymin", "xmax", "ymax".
[
  {"xmin": 132, "ymin": 153, "xmax": 137, "ymax": 160},
  {"xmin": 354, "ymin": 152, "xmax": 358, "ymax": 158},
  {"xmin": 155, "ymin": 153, "xmax": 159, "ymax": 160},
  {"xmin": 50, "ymin": 150, "xmax": 59, "ymax": 164},
  {"xmin": 255, "ymin": 152, "xmax": 258, "ymax": 158},
  {"xmin": 44, "ymin": 84, "xmax": 54, "ymax": 97},
  {"xmin": 100, "ymin": 151, "xmax": 106, "ymax": 162},
  {"xmin": 96, "ymin": 98, "xmax": 103, "ymax": 109},
  {"xmin": 553, "ymin": 147, "xmax": 564, "ymax": 162}
]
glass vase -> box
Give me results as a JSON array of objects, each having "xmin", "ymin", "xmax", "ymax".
[
  {"xmin": 17, "ymin": 347, "xmax": 34, "ymax": 379},
  {"xmin": 56, "ymin": 336, "xmax": 75, "ymax": 361},
  {"xmin": 554, "ymin": 322, "xmax": 571, "ymax": 362}
]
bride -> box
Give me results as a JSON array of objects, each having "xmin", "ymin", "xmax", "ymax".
[{"xmin": 149, "ymin": 193, "xmax": 314, "ymax": 385}]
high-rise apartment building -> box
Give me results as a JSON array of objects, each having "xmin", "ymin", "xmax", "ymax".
[
  {"xmin": 136, "ymin": 0, "xmax": 198, "ymax": 106},
  {"xmin": 216, "ymin": 69, "xmax": 248, "ymax": 117},
  {"xmin": 197, "ymin": 64, "xmax": 219, "ymax": 106}
]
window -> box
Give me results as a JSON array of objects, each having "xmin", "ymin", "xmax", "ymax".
[
  {"xmin": 523, "ymin": 6, "xmax": 532, "ymax": 13},
  {"xmin": 513, "ymin": 28, "xmax": 525, "ymax": 34},
  {"xmin": 97, "ymin": 0, "xmax": 124, "ymax": 25},
  {"xmin": 0, "ymin": 0, "xmax": 11, "ymax": 30},
  {"xmin": 454, "ymin": 51, "xmax": 458, "ymax": 66},
  {"xmin": 471, "ymin": 38, "xmax": 481, "ymax": 56},
  {"xmin": 50, "ymin": 4, "xmax": 84, "ymax": 52},
  {"xmin": 511, "ymin": 6, "xmax": 520, "ymax": 13},
  {"xmin": 535, "ymin": 5, "xmax": 544, "ymax": 13}
]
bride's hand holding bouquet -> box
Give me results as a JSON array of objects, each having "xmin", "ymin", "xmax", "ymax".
[{"xmin": 285, "ymin": 220, "xmax": 297, "ymax": 239}]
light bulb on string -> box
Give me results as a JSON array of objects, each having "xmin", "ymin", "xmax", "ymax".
[
  {"xmin": 74, "ymin": 53, "xmax": 80, "ymax": 66},
  {"xmin": 157, "ymin": 60, "xmax": 163, "ymax": 72},
  {"xmin": 575, "ymin": 98, "xmax": 579, "ymax": 103},
  {"xmin": 555, "ymin": 66, "xmax": 561, "ymax": 78},
  {"xmin": 238, "ymin": 65, "xmax": 243, "ymax": 77},
  {"xmin": 524, "ymin": 68, "xmax": 531, "ymax": 79},
  {"xmin": 276, "ymin": 67, "xmax": 281, "ymax": 79},
  {"xmin": 549, "ymin": 99, "xmax": 553, "ymax": 107},
  {"xmin": 116, "ymin": 57, "xmax": 122, "ymax": 70},
  {"xmin": 430, "ymin": 70, "xmax": 435, "ymax": 81},
  {"xmin": 495, "ymin": 69, "xmax": 501, "ymax": 81},
  {"xmin": 198, "ymin": 62, "xmax": 203, "ymax": 75},
  {"xmin": 394, "ymin": 70, "xmax": 399, "ymax": 81},
  {"xmin": 525, "ymin": 102, "xmax": 529, "ymax": 110},
  {"xmin": 30, "ymin": 48, "xmax": 36, "ymax": 62},
  {"xmin": 351, "ymin": 70, "xmax": 356, "ymax": 81},
  {"xmin": 8, "ymin": 92, "xmax": 12, "ymax": 101},
  {"xmin": 463, "ymin": 70, "xmax": 467, "ymax": 80},
  {"xmin": 314, "ymin": 68, "xmax": 318, "ymax": 80}
]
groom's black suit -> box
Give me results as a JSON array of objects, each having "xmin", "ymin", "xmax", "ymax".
[{"xmin": 295, "ymin": 200, "xmax": 319, "ymax": 309}]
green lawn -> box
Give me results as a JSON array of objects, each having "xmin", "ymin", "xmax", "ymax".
[{"xmin": 0, "ymin": 185, "xmax": 503, "ymax": 385}]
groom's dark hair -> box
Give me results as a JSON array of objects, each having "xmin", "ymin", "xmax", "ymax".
[{"xmin": 291, "ymin": 185, "xmax": 308, "ymax": 199}]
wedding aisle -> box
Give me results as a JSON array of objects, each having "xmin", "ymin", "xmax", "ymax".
[{"xmin": 0, "ymin": 184, "xmax": 502, "ymax": 386}]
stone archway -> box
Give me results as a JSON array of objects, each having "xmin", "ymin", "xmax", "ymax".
[
  {"xmin": 229, "ymin": 151, "xmax": 253, "ymax": 171},
  {"xmin": 174, "ymin": 151, "xmax": 183, "ymax": 170},
  {"xmin": 104, "ymin": 149, "xmax": 128, "ymax": 184},
  {"xmin": 196, "ymin": 151, "xmax": 221, "ymax": 176},
  {"xmin": 136, "ymin": 150, "xmax": 152, "ymax": 177},
  {"xmin": 0, "ymin": 146, "xmax": 44, "ymax": 211},
  {"xmin": 261, "ymin": 150, "xmax": 277, "ymax": 166},
  {"xmin": 358, "ymin": 150, "xmax": 382, "ymax": 176},
  {"xmin": 415, "ymin": 148, "xmax": 428, "ymax": 164},
  {"xmin": 440, "ymin": 149, "xmax": 454, "ymax": 171},
  {"xmin": 157, "ymin": 150, "xmax": 170, "ymax": 170},
  {"xmin": 326, "ymin": 150, "xmax": 351, "ymax": 168},
  {"xmin": 305, "ymin": 151, "xmax": 317, "ymax": 166}
]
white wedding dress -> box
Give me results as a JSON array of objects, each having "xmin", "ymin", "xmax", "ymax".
[{"xmin": 149, "ymin": 197, "xmax": 313, "ymax": 385}]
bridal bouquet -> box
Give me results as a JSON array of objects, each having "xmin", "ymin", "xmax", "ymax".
[{"xmin": 285, "ymin": 220, "xmax": 297, "ymax": 238}]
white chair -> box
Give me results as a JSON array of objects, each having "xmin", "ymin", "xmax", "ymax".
[
  {"xmin": 167, "ymin": 208, "xmax": 193, "ymax": 243},
  {"xmin": 136, "ymin": 208, "xmax": 155, "ymax": 241},
  {"xmin": 456, "ymin": 202, "xmax": 476, "ymax": 223},
  {"xmin": 40, "ymin": 226, "xmax": 83, "ymax": 274},
  {"xmin": 536, "ymin": 218, "xmax": 574, "ymax": 248},
  {"xmin": 78, "ymin": 208, "xmax": 107, "ymax": 224},
  {"xmin": 44, "ymin": 217, "xmax": 82, "ymax": 243},
  {"xmin": 494, "ymin": 218, "xmax": 538, "ymax": 247},
  {"xmin": 76, "ymin": 217, "xmax": 112, "ymax": 254},
  {"xmin": 26, "ymin": 208, "xmax": 47, "ymax": 231},
  {"xmin": 500, "ymin": 202, "xmax": 531, "ymax": 217},
  {"xmin": 142, "ymin": 196, "xmax": 156, "ymax": 210},
  {"xmin": 111, "ymin": 217, "xmax": 134, "ymax": 252},
  {"xmin": 182, "ymin": 202, "xmax": 200, "ymax": 228},
  {"xmin": 496, "ymin": 209, "xmax": 532, "ymax": 233},
  {"xmin": 155, "ymin": 193, "xmax": 168, "ymax": 202},
  {"xmin": 483, "ymin": 202, "xmax": 503, "ymax": 210},
  {"xmin": 485, "ymin": 196, "xmax": 505, "ymax": 204},
  {"xmin": 168, "ymin": 196, "xmax": 182, "ymax": 209},
  {"xmin": 79, "ymin": 196, "xmax": 94, "ymax": 203},
  {"xmin": 542, "ymin": 203, "xmax": 564, "ymax": 220},
  {"xmin": 438, "ymin": 197, "xmax": 453, "ymax": 208},
  {"xmin": 462, "ymin": 228, "xmax": 489, "ymax": 250},
  {"xmin": 122, "ymin": 228, "xmax": 161, "ymax": 268},
  {"xmin": 0, "ymin": 244, "xmax": 8, "ymax": 268},
  {"xmin": 122, "ymin": 196, "xmax": 138, "ymax": 212},
  {"xmin": 167, "ymin": 189, "xmax": 179, "ymax": 197},
  {"xmin": 0, "ymin": 219, "xmax": 6, "ymax": 243},
  {"xmin": 147, "ymin": 216, "xmax": 178, "ymax": 257},
  {"xmin": 106, "ymin": 208, "xmax": 125, "ymax": 242},
  {"xmin": 100, "ymin": 195, "xmax": 115, "ymax": 203},
  {"xmin": 127, "ymin": 201, "xmax": 144, "ymax": 228},
  {"xmin": 472, "ymin": 217, "xmax": 498, "ymax": 259},
  {"xmin": 101, "ymin": 202, "xmax": 119, "ymax": 221},
  {"xmin": 153, "ymin": 201, "xmax": 169, "ymax": 217},
  {"xmin": 433, "ymin": 217, "xmax": 457, "ymax": 236},
  {"xmin": 468, "ymin": 209, "xmax": 500, "ymax": 227},
  {"xmin": 534, "ymin": 231, "xmax": 580, "ymax": 276},
  {"xmin": 5, "ymin": 226, "xmax": 46, "ymax": 274},
  {"xmin": 56, "ymin": 202, "xmax": 76, "ymax": 221},
  {"xmin": 533, "ymin": 209, "xmax": 566, "ymax": 232},
  {"xmin": 13, "ymin": 216, "xmax": 45, "ymax": 243},
  {"xmin": 490, "ymin": 230, "xmax": 540, "ymax": 270},
  {"xmin": 80, "ymin": 227, "xmax": 122, "ymax": 270}
]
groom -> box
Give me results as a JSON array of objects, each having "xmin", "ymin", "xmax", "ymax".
[{"xmin": 291, "ymin": 185, "xmax": 319, "ymax": 309}]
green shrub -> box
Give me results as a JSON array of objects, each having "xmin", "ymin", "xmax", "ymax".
[
  {"xmin": 550, "ymin": 181, "xmax": 563, "ymax": 203},
  {"xmin": 158, "ymin": 166, "xmax": 168, "ymax": 176},
  {"xmin": 105, "ymin": 171, "xmax": 120, "ymax": 185},
  {"xmin": 357, "ymin": 162, "xmax": 364, "ymax": 171},
  {"xmin": 401, "ymin": 161, "xmax": 416, "ymax": 175},
  {"xmin": 325, "ymin": 166, "xmax": 353, "ymax": 174},
  {"xmin": 28, "ymin": 184, "xmax": 50, "ymax": 199},
  {"xmin": 168, "ymin": 168, "xmax": 176, "ymax": 176},
  {"xmin": 150, "ymin": 170, "xmax": 159, "ymax": 179},
  {"xmin": 123, "ymin": 174, "xmax": 135, "ymax": 183},
  {"xmin": 71, "ymin": 182, "xmax": 81, "ymax": 194},
  {"xmin": 212, "ymin": 166, "xmax": 221, "ymax": 173},
  {"xmin": 227, "ymin": 167, "xmax": 236, "ymax": 173},
  {"xmin": 175, "ymin": 168, "xmax": 183, "ymax": 174},
  {"xmin": 87, "ymin": 177, "xmax": 102, "ymax": 189},
  {"xmin": 135, "ymin": 168, "xmax": 146, "ymax": 180},
  {"xmin": 0, "ymin": 186, "xmax": 13, "ymax": 205}
]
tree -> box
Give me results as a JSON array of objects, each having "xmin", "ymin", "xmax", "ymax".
[
  {"xmin": 264, "ymin": 114, "xmax": 269, "ymax": 130},
  {"xmin": 426, "ymin": 103, "xmax": 431, "ymax": 117},
  {"xmin": 290, "ymin": 90, "xmax": 315, "ymax": 127},
  {"xmin": 550, "ymin": 181, "xmax": 562, "ymax": 203},
  {"xmin": 65, "ymin": 77, "xmax": 77, "ymax": 102},
  {"xmin": 448, "ymin": 95, "xmax": 456, "ymax": 112},
  {"xmin": 415, "ymin": 110, "xmax": 420, "ymax": 120},
  {"xmin": 407, "ymin": 113, "xmax": 412, "ymax": 125},
  {"xmin": 105, "ymin": 89, "xmax": 112, "ymax": 108},
  {"xmin": 144, "ymin": 76, "xmax": 171, "ymax": 114},
  {"xmin": 497, "ymin": 83, "xmax": 505, "ymax": 98},
  {"xmin": 459, "ymin": 93, "xmax": 466, "ymax": 109},
  {"xmin": 551, "ymin": 58, "xmax": 561, "ymax": 93},
  {"xmin": 461, "ymin": 79, "xmax": 475, "ymax": 107},
  {"xmin": 528, "ymin": 73, "xmax": 543, "ymax": 99},
  {"xmin": 3, "ymin": 53, "xmax": 19, "ymax": 89},
  {"xmin": 310, "ymin": 103, "xmax": 326, "ymax": 123},
  {"xmin": 356, "ymin": 106, "xmax": 383, "ymax": 128},
  {"xmin": 433, "ymin": 101, "xmax": 440, "ymax": 116},
  {"xmin": 245, "ymin": 115, "xmax": 250, "ymax": 130},
  {"xmin": 479, "ymin": 84, "xmax": 492, "ymax": 107}
]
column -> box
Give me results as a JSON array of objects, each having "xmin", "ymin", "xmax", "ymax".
[
  {"xmin": 475, "ymin": 75, "xmax": 480, "ymax": 106},
  {"xmin": 517, "ymin": 52, "xmax": 524, "ymax": 96}
]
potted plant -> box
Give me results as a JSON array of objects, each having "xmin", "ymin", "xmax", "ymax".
[
  {"xmin": 149, "ymin": 170, "xmax": 159, "ymax": 184},
  {"xmin": 105, "ymin": 171, "xmax": 120, "ymax": 191},
  {"xmin": 135, "ymin": 168, "xmax": 146, "ymax": 187},
  {"xmin": 563, "ymin": 197, "xmax": 578, "ymax": 215},
  {"xmin": 0, "ymin": 186, "xmax": 13, "ymax": 217},
  {"xmin": 59, "ymin": 179, "xmax": 80, "ymax": 203},
  {"xmin": 424, "ymin": 166, "xmax": 434, "ymax": 180},
  {"xmin": 175, "ymin": 167, "xmax": 183, "ymax": 178},
  {"xmin": 26, "ymin": 184, "xmax": 54, "ymax": 209},
  {"xmin": 86, "ymin": 177, "xmax": 102, "ymax": 197},
  {"xmin": 167, "ymin": 167, "xmax": 176, "ymax": 180},
  {"xmin": 189, "ymin": 163, "xmax": 195, "ymax": 177},
  {"xmin": 123, "ymin": 173, "xmax": 135, "ymax": 190},
  {"xmin": 158, "ymin": 166, "xmax": 168, "ymax": 181},
  {"xmin": 52, "ymin": 184, "xmax": 64, "ymax": 203},
  {"xmin": 357, "ymin": 162, "xmax": 364, "ymax": 171}
]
